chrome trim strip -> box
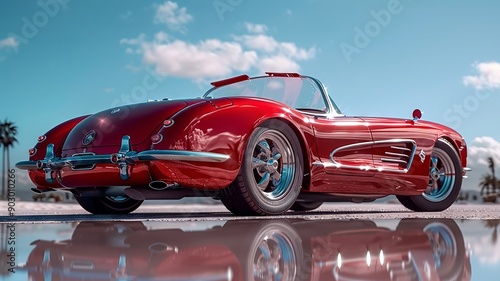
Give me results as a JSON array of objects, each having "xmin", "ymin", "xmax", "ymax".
[
  {"xmin": 381, "ymin": 158, "xmax": 408, "ymax": 164},
  {"xmin": 16, "ymin": 161, "xmax": 38, "ymax": 170},
  {"xmin": 463, "ymin": 167, "xmax": 471, "ymax": 172},
  {"xmin": 390, "ymin": 145, "xmax": 411, "ymax": 151},
  {"xmin": 17, "ymin": 150, "xmax": 229, "ymax": 170},
  {"xmin": 384, "ymin": 152, "xmax": 409, "ymax": 158},
  {"xmin": 133, "ymin": 150, "xmax": 230, "ymax": 162},
  {"xmin": 327, "ymin": 139, "xmax": 417, "ymax": 173}
]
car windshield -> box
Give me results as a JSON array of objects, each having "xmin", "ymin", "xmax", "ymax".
[{"xmin": 203, "ymin": 76, "xmax": 342, "ymax": 115}]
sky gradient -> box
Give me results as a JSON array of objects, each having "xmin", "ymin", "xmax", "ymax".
[{"xmin": 1, "ymin": 0, "xmax": 500, "ymax": 189}]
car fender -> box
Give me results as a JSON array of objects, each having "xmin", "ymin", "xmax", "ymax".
[
  {"xmin": 153, "ymin": 97, "xmax": 315, "ymax": 186},
  {"xmin": 28, "ymin": 115, "xmax": 90, "ymax": 190}
]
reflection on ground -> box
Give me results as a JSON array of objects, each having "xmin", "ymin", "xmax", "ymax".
[{"xmin": 8, "ymin": 218, "xmax": 474, "ymax": 281}]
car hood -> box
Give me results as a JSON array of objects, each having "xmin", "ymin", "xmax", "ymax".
[
  {"xmin": 62, "ymin": 100, "xmax": 203, "ymax": 152},
  {"xmin": 358, "ymin": 116, "xmax": 458, "ymax": 131}
]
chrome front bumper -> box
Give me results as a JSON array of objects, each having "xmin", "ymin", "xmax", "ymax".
[{"xmin": 16, "ymin": 135, "xmax": 230, "ymax": 183}]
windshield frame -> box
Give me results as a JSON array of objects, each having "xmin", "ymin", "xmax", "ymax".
[{"xmin": 203, "ymin": 75, "xmax": 343, "ymax": 117}]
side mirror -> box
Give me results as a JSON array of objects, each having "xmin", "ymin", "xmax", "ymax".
[{"xmin": 412, "ymin": 109, "xmax": 422, "ymax": 123}]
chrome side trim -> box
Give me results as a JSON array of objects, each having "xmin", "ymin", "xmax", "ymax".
[
  {"xmin": 133, "ymin": 150, "xmax": 230, "ymax": 162},
  {"xmin": 380, "ymin": 158, "xmax": 407, "ymax": 164},
  {"xmin": 15, "ymin": 135, "xmax": 231, "ymax": 183},
  {"xmin": 326, "ymin": 139, "xmax": 417, "ymax": 173},
  {"xmin": 384, "ymin": 152, "xmax": 409, "ymax": 158}
]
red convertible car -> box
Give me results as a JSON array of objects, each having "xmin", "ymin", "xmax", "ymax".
[{"xmin": 16, "ymin": 72, "xmax": 470, "ymax": 215}]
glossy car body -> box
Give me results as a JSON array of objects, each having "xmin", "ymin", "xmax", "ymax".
[
  {"xmin": 20, "ymin": 219, "xmax": 470, "ymax": 281},
  {"xmin": 17, "ymin": 72, "xmax": 469, "ymax": 215}
]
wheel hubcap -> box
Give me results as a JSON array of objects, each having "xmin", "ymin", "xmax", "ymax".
[
  {"xmin": 253, "ymin": 230, "xmax": 296, "ymax": 281},
  {"xmin": 423, "ymin": 148, "xmax": 456, "ymax": 202},
  {"xmin": 424, "ymin": 223, "xmax": 457, "ymax": 273},
  {"xmin": 251, "ymin": 130, "xmax": 295, "ymax": 200}
]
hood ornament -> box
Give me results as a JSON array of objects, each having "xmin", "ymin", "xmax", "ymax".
[{"xmin": 82, "ymin": 130, "xmax": 96, "ymax": 146}]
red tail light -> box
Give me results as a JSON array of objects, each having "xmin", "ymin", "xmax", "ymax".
[
  {"xmin": 163, "ymin": 119, "xmax": 174, "ymax": 127},
  {"xmin": 151, "ymin": 134, "xmax": 163, "ymax": 144}
]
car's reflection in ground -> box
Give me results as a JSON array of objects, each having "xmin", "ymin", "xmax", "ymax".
[{"xmin": 21, "ymin": 218, "xmax": 470, "ymax": 281}]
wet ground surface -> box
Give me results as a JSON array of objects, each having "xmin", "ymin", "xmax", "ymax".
[{"xmin": 1, "ymin": 202, "xmax": 500, "ymax": 280}]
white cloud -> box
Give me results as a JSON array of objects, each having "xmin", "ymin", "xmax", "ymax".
[
  {"xmin": 142, "ymin": 39, "xmax": 258, "ymax": 80},
  {"xmin": 467, "ymin": 232, "xmax": 500, "ymax": 265},
  {"xmin": 462, "ymin": 136, "xmax": 500, "ymax": 190},
  {"xmin": 235, "ymin": 34, "xmax": 278, "ymax": 53},
  {"xmin": 463, "ymin": 62, "xmax": 500, "ymax": 90},
  {"xmin": 120, "ymin": 33, "xmax": 147, "ymax": 45},
  {"xmin": 14, "ymin": 169, "xmax": 32, "ymax": 186},
  {"xmin": 104, "ymin": 87, "xmax": 115, "ymax": 93},
  {"xmin": 120, "ymin": 22, "xmax": 316, "ymax": 81},
  {"xmin": 0, "ymin": 36, "xmax": 19, "ymax": 51},
  {"xmin": 286, "ymin": 9, "xmax": 293, "ymax": 16},
  {"xmin": 154, "ymin": 31, "xmax": 172, "ymax": 43},
  {"xmin": 120, "ymin": 10, "xmax": 132, "ymax": 20},
  {"xmin": 258, "ymin": 55, "xmax": 300, "ymax": 73},
  {"xmin": 461, "ymin": 136, "xmax": 500, "ymax": 190},
  {"xmin": 234, "ymin": 34, "xmax": 315, "ymax": 60},
  {"xmin": 468, "ymin": 136, "xmax": 500, "ymax": 167},
  {"xmin": 245, "ymin": 22, "xmax": 268, "ymax": 34},
  {"xmin": 154, "ymin": 1, "xmax": 193, "ymax": 33}
]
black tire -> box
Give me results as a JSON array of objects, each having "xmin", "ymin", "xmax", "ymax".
[
  {"xmin": 396, "ymin": 219, "xmax": 466, "ymax": 281},
  {"xmin": 75, "ymin": 195, "xmax": 143, "ymax": 214},
  {"xmin": 397, "ymin": 139, "xmax": 462, "ymax": 212},
  {"xmin": 220, "ymin": 120, "xmax": 303, "ymax": 215},
  {"xmin": 290, "ymin": 201, "xmax": 323, "ymax": 211}
]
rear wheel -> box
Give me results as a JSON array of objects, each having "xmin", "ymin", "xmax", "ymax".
[
  {"xmin": 75, "ymin": 195, "xmax": 143, "ymax": 214},
  {"xmin": 397, "ymin": 139, "xmax": 462, "ymax": 212},
  {"xmin": 220, "ymin": 120, "xmax": 303, "ymax": 215}
]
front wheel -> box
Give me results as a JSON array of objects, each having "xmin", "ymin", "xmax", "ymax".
[
  {"xmin": 397, "ymin": 139, "xmax": 462, "ymax": 212},
  {"xmin": 75, "ymin": 195, "xmax": 143, "ymax": 214},
  {"xmin": 220, "ymin": 120, "xmax": 304, "ymax": 215}
]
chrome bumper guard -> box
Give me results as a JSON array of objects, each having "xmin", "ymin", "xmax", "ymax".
[
  {"xmin": 463, "ymin": 167, "xmax": 471, "ymax": 178},
  {"xmin": 16, "ymin": 135, "xmax": 230, "ymax": 183}
]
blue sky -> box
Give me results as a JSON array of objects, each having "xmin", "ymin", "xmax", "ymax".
[{"xmin": 1, "ymin": 0, "xmax": 500, "ymax": 189}]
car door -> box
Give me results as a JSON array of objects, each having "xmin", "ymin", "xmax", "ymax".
[
  {"xmin": 359, "ymin": 117, "xmax": 420, "ymax": 174},
  {"xmin": 310, "ymin": 116, "xmax": 374, "ymax": 177}
]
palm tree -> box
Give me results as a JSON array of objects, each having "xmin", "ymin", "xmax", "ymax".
[
  {"xmin": 484, "ymin": 219, "xmax": 500, "ymax": 245},
  {"xmin": 0, "ymin": 124, "xmax": 4, "ymax": 199},
  {"xmin": 0, "ymin": 119, "xmax": 18, "ymax": 199},
  {"xmin": 488, "ymin": 157, "xmax": 497, "ymax": 194},
  {"xmin": 479, "ymin": 174, "xmax": 494, "ymax": 195}
]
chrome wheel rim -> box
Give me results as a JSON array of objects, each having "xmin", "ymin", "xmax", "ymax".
[
  {"xmin": 424, "ymin": 223, "xmax": 457, "ymax": 272},
  {"xmin": 250, "ymin": 130, "xmax": 296, "ymax": 200},
  {"xmin": 253, "ymin": 230, "xmax": 296, "ymax": 281},
  {"xmin": 423, "ymin": 147, "xmax": 456, "ymax": 202}
]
